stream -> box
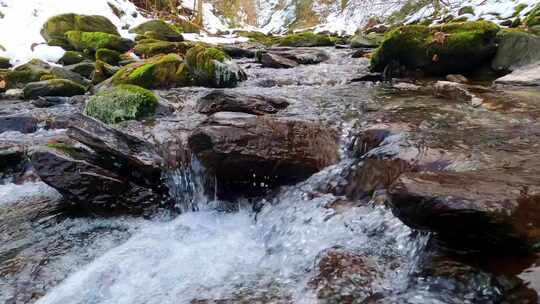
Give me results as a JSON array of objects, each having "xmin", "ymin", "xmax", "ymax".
[{"xmin": 1, "ymin": 47, "xmax": 540, "ymax": 304}]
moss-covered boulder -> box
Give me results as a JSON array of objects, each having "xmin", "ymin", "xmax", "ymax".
[
  {"xmin": 525, "ymin": 3, "xmax": 540, "ymax": 27},
  {"xmin": 92, "ymin": 60, "xmax": 120, "ymax": 85},
  {"xmin": 65, "ymin": 31, "xmax": 134, "ymax": 53},
  {"xmin": 371, "ymin": 21, "xmax": 500, "ymax": 75},
  {"xmin": 0, "ymin": 57, "xmax": 11, "ymax": 69},
  {"xmin": 278, "ymin": 32, "xmax": 334, "ymax": 47},
  {"xmin": 58, "ymin": 51, "xmax": 86, "ymax": 65},
  {"xmin": 41, "ymin": 14, "xmax": 119, "ymax": 47},
  {"xmin": 133, "ymin": 39, "xmax": 193, "ymax": 58},
  {"xmin": 22, "ymin": 79, "xmax": 86, "ymax": 99},
  {"xmin": 65, "ymin": 61, "xmax": 95, "ymax": 78},
  {"xmin": 129, "ymin": 20, "xmax": 183, "ymax": 42},
  {"xmin": 112, "ymin": 53, "xmax": 192, "ymax": 89},
  {"xmin": 84, "ymin": 84, "xmax": 158, "ymax": 124},
  {"xmin": 236, "ymin": 31, "xmax": 279, "ymax": 46},
  {"xmin": 95, "ymin": 48, "xmax": 121, "ymax": 65},
  {"xmin": 349, "ymin": 32, "xmax": 384, "ymax": 48},
  {"xmin": 3, "ymin": 59, "xmax": 51, "ymax": 88},
  {"xmin": 185, "ymin": 44, "xmax": 247, "ymax": 88},
  {"xmin": 48, "ymin": 66, "xmax": 91, "ymax": 87}
]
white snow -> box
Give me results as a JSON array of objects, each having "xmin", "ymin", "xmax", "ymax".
[
  {"xmin": 183, "ymin": 33, "xmax": 249, "ymax": 44},
  {"xmin": 0, "ymin": 0, "xmax": 146, "ymax": 65}
]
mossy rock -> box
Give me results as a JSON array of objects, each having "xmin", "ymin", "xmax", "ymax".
[
  {"xmin": 370, "ymin": 21, "xmax": 500, "ymax": 75},
  {"xmin": 524, "ymin": 3, "xmax": 540, "ymax": 27},
  {"xmin": 41, "ymin": 14, "xmax": 119, "ymax": 47},
  {"xmin": 458, "ymin": 6, "xmax": 475, "ymax": 16},
  {"xmin": 236, "ymin": 31, "xmax": 279, "ymax": 46},
  {"xmin": 65, "ymin": 31, "xmax": 134, "ymax": 53},
  {"xmin": 84, "ymin": 84, "xmax": 158, "ymax": 124},
  {"xmin": 0, "ymin": 57, "xmax": 11, "ymax": 69},
  {"xmin": 4, "ymin": 59, "xmax": 51, "ymax": 88},
  {"xmin": 349, "ymin": 32, "xmax": 384, "ymax": 48},
  {"xmin": 95, "ymin": 48, "xmax": 121, "ymax": 65},
  {"xmin": 65, "ymin": 61, "xmax": 96, "ymax": 78},
  {"xmin": 133, "ymin": 39, "xmax": 193, "ymax": 58},
  {"xmin": 22, "ymin": 79, "xmax": 86, "ymax": 99},
  {"xmin": 185, "ymin": 44, "xmax": 247, "ymax": 88},
  {"xmin": 112, "ymin": 53, "xmax": 192, "ymax": 89},
  {"xmin": 278, "ymin": 32, "xmax": 334, "ymax": 47},
  {"xmin": 48, "ymin": 66, "xmax": 91, "ymax": 87},
  {"xmin": 92, "ymin": 60, "xmax": 120, "ymax": 85},
  {"xmin": 58, "ymin": 51, "xmax": 86, "ymax": 65},
  {"xmin": 129, "ymin": 20, "xmax": 183, "ymax": 42}
]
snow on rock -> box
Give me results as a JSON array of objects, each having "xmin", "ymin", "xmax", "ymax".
[{"xmin": 0, "ymin": 0, "xmax": 146, "ymax": 65}]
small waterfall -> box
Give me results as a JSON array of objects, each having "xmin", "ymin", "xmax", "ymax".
[{"xmin": 163, "ymin": 157, "xmax": 210, "ymax": 213}]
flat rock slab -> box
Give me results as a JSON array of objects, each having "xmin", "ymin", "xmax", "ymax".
[
  {"xmin": 196, "ymin": 90, "xmax": 289, "ymax": 115},
  {"xmin": 389, "ymin": 169, "xmax": 540, "ymax": 253},
  {"xmin": 496, "ymin": 63, "xmax": 540, "ymax": 87}
]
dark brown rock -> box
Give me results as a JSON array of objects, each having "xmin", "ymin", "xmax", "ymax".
[
  {"xmin": 188, "ymin": 112, "xmax": 340, "ymax": 196},
  {"xmin": 196, "ymin": 90, "xmax": 289, "ymax": 115},
  {"xmin": 0, "ymin": 115, "xmax": 39, "ymax": 134},
  {"xmin": 389, "ymin": 170, "xmax": 540, "ymax": 253},
  {"xmin": 260, "ymin": 53, "xmax": 298, "ymax": 69}
]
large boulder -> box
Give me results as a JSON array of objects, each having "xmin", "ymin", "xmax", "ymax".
[
  {"xmin": 389, "ymin": 170, "xmax": 540, "ymax": 253},
  {"xmin": 41, "ymin": 14, "xmax": 119, "ymax": 47},
  {"xmin": 133, "ymin": 39, "xmax": 193, "ymax": 58},
  {"xmin": 22, "ymin": 79, "xmax": 86, "ymax": 99},
  {"xmin": 196, "ymin": 90, "xmax": 289, "ymax": 115},
  {"xmin": 278, "ymin": 32, "xmax": 334, "ymax": 47},
  {"xmin": 258, "ymin": 48, "xmax": 330, "ymax": 67},
  {"xmin": 30, "ymin": 114, "xmax": 167, "ymax": 215},
  {"xmin": 371, "ymin": 21, "xmax": 500, "ymax": 75},
  {"xmin": 65, "ymin": 30, "xmax": 134, "ymax": 53},
  {"xmin": 129, "ymin": 20, "xmax": 183, "ymax": 42},
  {"xmin": 188, "ymin": 112, "xmax": 340, "ymax": 196},
  {"xmin": 95, "ymin": 48, "xmax": 121, "ymax": 65},
  {"xmin": 492, "ymin": 31, "xmax": 540, "ymax": 72},
  {"xmin": 1, "ymin": 59, "xmax": 51, "ymax": 89},
  {"xmin": 349, "ymin": 32, "xmax": 384, "ymax": 48},
  {"xmin": 84, "ymin": 84, "xmax": 158, "ymax": 124},
  {"xmin": 111, "ymin": 53, "xmax": 192, "ymax": 89},
  {"xmin": 495, "ymin": 63, "xmax": 540, "ymax": 86},
  {"xmin": 185, "ymin": 44, "xmax": 247, "ymax": 88}
]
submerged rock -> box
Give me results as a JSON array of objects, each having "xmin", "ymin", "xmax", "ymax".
[
  {"xmin": 196, "ymin": 90, "xmax": 289, "ymax": 115},
  {"xmin": 371, "ymin": 21, "xmax": 500, "ymax": 75},
  {"xmin": 185, "ymin": 44, "xmax": 247, "ymax": 88},
  {"xmin": 84, "ymin": 84, "xmax": 158, "ymax": 124},
  {"xmin": 188, "ymin": 112, "xmax": 340, "ymax": 197},
  {"xmin": 23, "ymin": 79, "xmax": 86, "ymax": 99},
  {"xmin": 389, "ymin": 169, "xmax": 540, "ymax": 253}
]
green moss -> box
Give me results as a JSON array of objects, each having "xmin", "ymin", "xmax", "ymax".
[
  {"xmin": 278, "ymin": 32, "xmax": 334, "ymax": 47},
  {"xmin": 41, "ymin": 14, "xmax": 119, "ymax": 46},
  {"xmin": 185, "ymin": 44, "xmax": 246, "ymax": 88},
  {"xmin": 46, "ymin": 142, "xmax": 80, "ymax": 157},
  {"xmin": 4, "ymin": 59, "xmax": 51, "ymax": 88},
  {"xmin": 524, "ymin": 3, "xmax": 540, "ymax": 27},
  {"xmin": 458, "ymin": 6, "xmax": 475, "ymax": 16},
  {"xmin": 65, "ymin": 31, "xmax": 134, "ymax": 52},
  {"xmin": 92, "ymin": 60, "xmax": 120, "ymax": 85},
  {"xmin": 371, "ymin": 21, "xmax": 500, "ymax": 75},
  {"xmin": 513, "ymin": 3, "xmax": 528, "ymax": 17},
  {"xmin": 129, "ymin": 20, "xmax": 183, "ymax": 42},
  {"xmin": 84, "ymin": 84, "xmax": 158, "ymax": 124},
  {"xmin": 95, "ymin": 48, "xmax": 121, "ymax": 65},
  {"xmin": 133, "ymin": 40, "xmax": 193, "ymax": 58},
  {"xmin": 236, "ymin": 31, "xmax": 279, "ymax": 46},
  {"xmin": 112, "ymin": 53, "xmax": 191, "ymax": 89}
]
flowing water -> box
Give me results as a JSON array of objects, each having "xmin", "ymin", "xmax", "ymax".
[{"xmin": 1, "ymin": 48, "xmax": 540, "ymax": 303}]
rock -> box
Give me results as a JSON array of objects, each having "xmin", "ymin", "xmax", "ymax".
[
  {"xmin": 2, "ymin": 59, "xmax": 51, "ymax": 88},
  {"xmin": 0, "ymin": 56, "xmax": 11, "ymax": 69},
  {"xmin": 371, "ymin": 21, "xmax": 500, "ymax": 75},
  {"xmin": 49, "ymin": 66, "xmax": 91, "ymax": 86},
  {"xmin": 350, "ymin": 73, "xmax": 384, "ymax": 82},
  {"xmin": 112, "ymin": 53, "xmax": 192, "ymax": 89},
  {"xmin": 446, "ymin": 74, "xmax": 468, "ymax": 83},
  {"xmin": 58, "ymin": 50, "xmax": 86, "ymax": 65},
  {"xmin": 91, "ymin": 60, "xmax": 120, "ymax": 85},
  {"xmin": 458, "ymin": 6, "xmax": 475, "ymax": 16},
  {"xmin": 84, "ymin": 84, "xmax": 158, "ymax": 124},
  {"xmin": 22, "ymin": 79, "xmax": 86, "ymax": 99},
  {"xmin": 308, "ymin": 248, "xmax": 381, "ymax": 303},
  {"xmin": 389, "ymin": 169, "xmax": 540, "ymax": 253},
  {"xmin": 30, "ymin": 114, "xmax": 167, "ymax": 215},
  {"xmin": 260, "ymin": 52, "xmax": 299, "ymax": 69},
  {"xmin": 349, "ymin": 32, "xmax": 384, "ymax": 48},
  {"xmin": 3, "ymin": 89, "xmax": 23, "ymax": 99},
  {"xmin": 495, "ymin": 63, "xmax": 540, "ymax": 86},
  {"xmin": 492, "ymin": 31, "xmax": 540, "ymax": 72},
  {"xmin": 433, "ymin": 81, "xmax": 483, "ymax": 106},
  {"xmin": 40, "ymin": 14, "xmax": 119, "ymax": 46},
  {"xmin": 129, "ymin": 20, "xmax": 183, "ymax": 42},
  {"xmin": 196, "ymin": 90, "xmax": 289, "ymax": 115},
  {"xmin": 64, "ymin": 61, "xmax": 95, "ymax": 78},
  {"xmin": 221, "ymin": 45, "xmax": 257, "ymax": 59},
  {"xmin": 278, "ymin": 32, "xmax": 334, "ymax": 47},
  {"xmin": 349, "ymin": 129, "xmax": 392, "ymax": 157},
  {"xmin": 351, "ymin": 49, "xmax": 371, "ymax": 58},
  {"xmin": 188, "ymin": 112, "xmax": 340, "ymax": 197},
  {"xmin": 185, "ymin": 44, "xmax": 247, "ymax": 88},
  {"xmin": 95, "ymin": 48, "xmax": 121, "ymax": 65},
  {"xmin": 65, "ymin": 30, "xmax": 134, "ymax": 53},
  {"xmin": 133, "ymin": 39, "xmax": 192, "ymax": 58},
  {"xmin": 264, "ymin": 47, "xmax": 330, "ymax": 64},
  {"xmin": 0, "ymin": 146, "xmax": 28, "ymax": 183},
  {"xmin": 0, "ymin": 115, "xmax": 38, "ymax": 134}
]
